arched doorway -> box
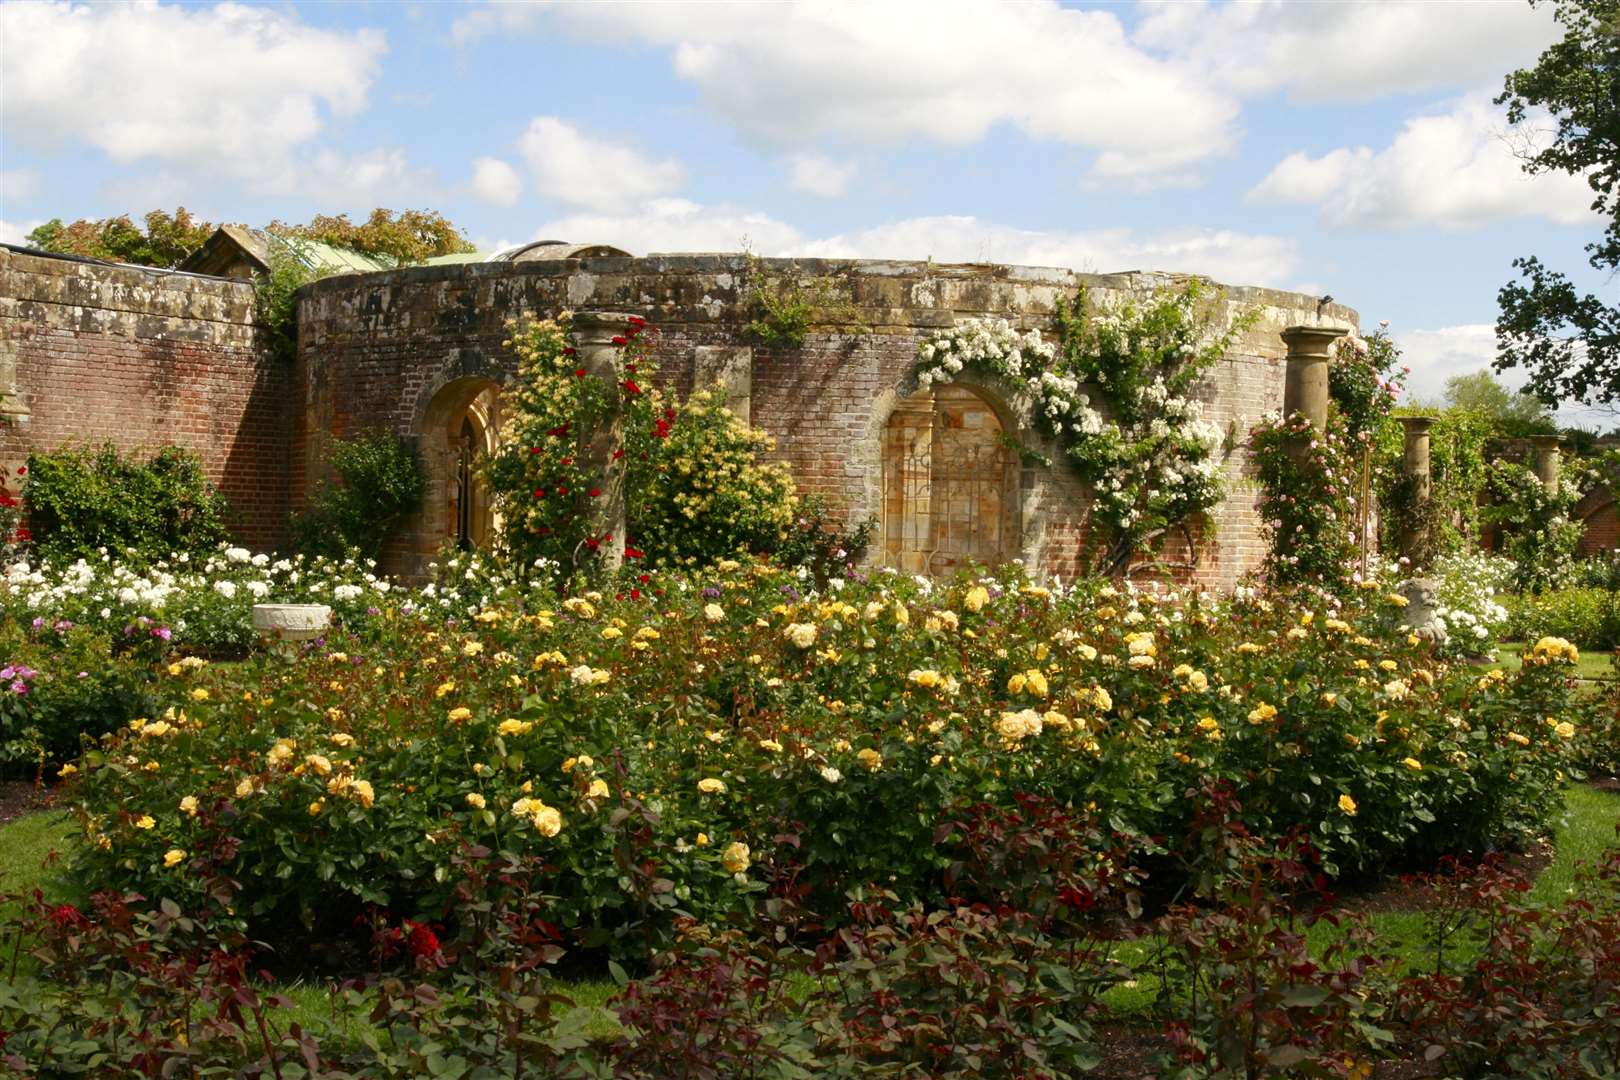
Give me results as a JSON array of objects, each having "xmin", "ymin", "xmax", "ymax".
[
  {"xmin": 408, "ymin": 378, "xmax": 502, "ymax": 573},
  {"xmin": 880, "ymin": 384, "xmax": 1017, "ymax": 575}
]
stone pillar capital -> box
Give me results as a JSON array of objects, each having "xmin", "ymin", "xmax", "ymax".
[
  {"xmin": 1280, "ymin": 324, "xmax": 1347, "ymax": 436},
  {"xmin": 1280, "ymin": 325, "xmax": 1350, "ymax": 360},
  {"xmin": 1397, "ymin": 415, "xmax": 1436, "ymax": 436}
]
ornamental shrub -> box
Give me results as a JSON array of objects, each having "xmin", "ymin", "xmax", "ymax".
[
  {"xmin": 290, "ymin": 429, "xmax": 425, "ymax": 561},
  {"xmin": 485, "ymin": 315, "xmax": 798, "ymax": 577},
  {"xmin": 1504, "ymin": 586, "xmax": 1620, "ymax": 650},
  {"xmin": 1251, "ymin": 412, "xmax": 1361, "ymax": 587},
  {"xmin": 23, "ymin": 444, "xmax": 229, "ymax": 561},
  {"xmin": 54, "ymin": 561, "xmax": 1581, "ymax": 961},
  {"xmin": 0, "ymin": 623, "xmax": 157, "ymax": 775}
]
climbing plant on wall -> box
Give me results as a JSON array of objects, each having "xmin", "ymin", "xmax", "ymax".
[
  {"xmin": 484, "ymin": 315, "xmax": 797, "ymax": 579},
  {"xmin": 1484, "ymin": 461, "xmax": 1582, "ymax": 594},
  {"xmin": 912, "ymin": 280, "xmax": 1253, "ymax": 576}
]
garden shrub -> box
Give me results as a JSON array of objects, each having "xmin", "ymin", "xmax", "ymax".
[
  {"xmin": 23, "ymin": 443, "xmax": 229, "ymax": 561},
  {"xmin": 1504, "ymin": 586, "xmax": 1620, "ymax": 650},
  {"xmin": 55, "ymin": 562, "xmax": 1583, "ymax": 962},
  {"xmin": 1426, "ymin": 550, "xmax": 1512, "ymax": 657},
  {"xmin": 0, "ymin": 622, "xmax": 157, "ymax": 775},
  {"xmin": 485, "ymin": 315, "xmax": 798, "ymax": 577},
  {"xmin": 290, "ymin": 428, "xmax": 425, "ymax": 561}
]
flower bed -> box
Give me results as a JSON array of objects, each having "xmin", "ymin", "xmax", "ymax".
[{"xmin": 55, "ymin": 561, "xmax": 1582, "ymax": 956}]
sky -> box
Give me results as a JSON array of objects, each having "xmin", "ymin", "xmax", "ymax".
[{"xmin": 0, "ymin": 0, "xmax": 1613, "ymax": 423}]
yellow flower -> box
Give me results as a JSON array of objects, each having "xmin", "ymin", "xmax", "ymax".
[
  {"xmin": 190, "ymin": 688, "xmax": 210, "ymax": 702},
  {"xmin": 758, "ymin": 738, "xmax": 783, "ymax": 753},
  {"xmin": 1089, "ymin": 687, "xmax": 1113, "ymax": 712},
  {"xmin": 352, "ymin": 780, "xmax": 375, "ymax": 808},
  {"xmin": 784, "ymin": 623, "xmax": 817, "ymax": 649},
  {"xmin": 305, "ymin": 754, "xmax": 333, "ymax": 776},
  {"xmin": 235, "ymin": 777, "xmax": 256, "ymax": 798},
  {"xmin": 1378, "ymin": 659, "xmax": 1399, "ymax": 672},
  {"xmin": 586, "ymin": 778, "xmax": 609, "ymax": 799},
  {"xmin": 447, "ymin": 707, "xmax": 473, "ymax": 723},
  {"xmin": 909, "ymin": 669, "xmax": 943, "ymax": 689},
  {"xmin": 57, "ymin": 764, "xmax": 78, "ymax": 778},
  {"xmin": 497, "ymin": 718, "xmax": 534, "ymax": 737},
  {"xmin": 1402, "ymin": 757, "xmax": 1423, "ymax": 771},
  {"xmin": 1196, "ymin": 716, "xmax": 1220, "ymax": 733},
  {"xmin": 309, "ymin": 799, "xmax": 324, "ymax": 816},
  {"xmin": 996, "ymin": 709, "xmax": 1043, "ymax": 742},
  {"xmin": 721, "ymin": 841, "xmax": 751, "ymax": 874},
  {"xmin": 465, "ymin": 792, "xmax": 487, "ymax": 810},
  {"xmin": 600, "ymin": 627, "xmax": 623, "ymax": 640},
  {"xmin": 1247, "ymin": 702, "xmax": 1278, "ymax": 724},
  {"xmin": 695, "ymin": 832, "xmax": 710, "ymax": 847},
  {"xmin": 179, "ymin": 795, "xmax": 199, "ymax": 816},
  {"xmin": 1506, "ymin": 732, "xmax": 1531, "ymax": 746},
  {"xmin": 1385, "ymin": 593, "xmax": 1409, "ymax": 608},
  {"xmin": 462, "ymin": 640, "xmax": 485, "ymax": 656},
  {"xmin": 1236, "ymin": 642, "xmax": 1263, "ymax": 655},
  {"xmin": 1555, "ymin": 721, "xmax": 1575, "ymax": 739},
  {"xmin": 964, "ymin": 585, "xmax": 990, "ymax": 613},
  {"xmin": 703, "ymin": 602, "xmax": 724, "ymax": 622},
  {"xmin": 135, "ymin": 815, "xmax": 155, "ymax": 830},
  {"xmin": 698, "ymin": 777, "xmax": 727, "ymax": 794},
  {"xmin": 1338, "ymin": 794, "xmax": 1357, "ymax": 816},
  {"xmin": 163, "ymin": 848, "xmax": 186, "ymax": 868},
  {"xmin": 857, "ymin": 748, "xmax": 884, "ymax": 771},
  {"xmin": 329, "ymin": 732, "xmax": 355, "ymax": 748},
  {"xmin": 1529, "ymin": 637, "xmax": 1580, "ymax": 664}
]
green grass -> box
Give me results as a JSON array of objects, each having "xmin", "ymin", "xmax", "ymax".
[
  {"xmin": 0, "ymin": 807, "xmax": 76, "ymax": 900},
  {"xmin": 1491, "ymin": 640, "xmax": 1616, "ymax": 680}
]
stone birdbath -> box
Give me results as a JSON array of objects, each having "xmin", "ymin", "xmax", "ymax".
[{"xmin": 252, "ymin": 603, "xmax": 331, "ymax": 657}]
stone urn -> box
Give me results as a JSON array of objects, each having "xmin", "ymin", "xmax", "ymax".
[{"xmin": 251, "ymin": 603, "xmax": 331, "ymax": 656}]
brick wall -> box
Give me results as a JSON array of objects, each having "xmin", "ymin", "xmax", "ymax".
[
  {"xmin": 0, "ymin": 245, "xmax": 290, "ymax": 550},
  {"xmin": 299, "ymin": 255, "xmax": 1358, "ymax": 584}
]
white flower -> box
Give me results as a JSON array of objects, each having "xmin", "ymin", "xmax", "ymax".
[
  {"xmin": 212, "ymin": 580, "xmax": 238, "ymax": 600},
  {"xmin": 819, "ymin": 766, "xmax": 842, "ymax": 783}
]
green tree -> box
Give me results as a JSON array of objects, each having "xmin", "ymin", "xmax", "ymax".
[
  {"xmin": 1494, "ymin": 0, "xmax": 1620, "ymax": 403},
  {"xmin": 1443, "ymin": 371, "xmax": 1558, "ymax": 433},
  {"xmin": 26, "ymin": 208, "xmax": 215, "ymax": 268},
  {"xmin": 266, "ymin": 208, "xmax": 475, "ymax": 264}
]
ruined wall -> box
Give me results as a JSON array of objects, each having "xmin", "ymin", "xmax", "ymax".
[
  {"xmin": 299, "ymin": 255, "xmax": 1358, "ymax": 586},
  {"xmin": 0, "ymin": 246, "xmax": 290, "ymax": 549}
]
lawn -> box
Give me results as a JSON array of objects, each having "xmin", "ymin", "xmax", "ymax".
[{"xmin": 1491, "ymin": 639, "xmax": 1615, "ymax": 680}]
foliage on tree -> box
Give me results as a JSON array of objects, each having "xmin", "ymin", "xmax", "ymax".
[
  {"xmin": 1494, "ymin": 0, "xmax": 1620, "ymax": 403},
  {"xmin": 266, "ymin": 209, "xmax": 475, "ymax": 265},
  {"xmin": 25, "ymin": 208, "xmax": 216, "ymax": 268},
  {"xmin": 1442, "ymin": 371, "xmax": 1558, "ymax": 435}
]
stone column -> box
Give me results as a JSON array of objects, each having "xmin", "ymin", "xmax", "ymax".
[
  {"xmin": 1280, "ymin": 326, "xmax": 1347, "ymax": 433},
  {"xmin": 1397, "ymin": 415, "xmax": 1435, "ymax": 561},
  {"xmin": 569, "ymin": 312, "xmax": 635, "ymax": 573},
  {"xmin": 0, "ymin": 321, "xmax": 29, "ymax": 424},
  {"xmin": 1530, "ymin": 435, "xmax": 1561, "ymax": 493}
]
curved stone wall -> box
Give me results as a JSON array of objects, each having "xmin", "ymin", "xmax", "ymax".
[{"xmin": 295, "ymin": 255, "xmax": 1359, "ymax": 585}]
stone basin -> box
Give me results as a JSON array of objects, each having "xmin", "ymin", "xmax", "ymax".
[{"xmin": 251, "ymin": 603, "xmax": 331, "ymax": 655}]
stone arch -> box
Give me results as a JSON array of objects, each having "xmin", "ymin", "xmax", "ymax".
[
  {"xmin": 402, "ymin": 376, "xmax": 503, "ymax": 576},
  {"xmin": 876, "ymin": 381, "xmax": 1024, "ymax": 576}
]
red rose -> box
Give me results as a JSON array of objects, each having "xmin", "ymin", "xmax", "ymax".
[
  {"xmin": 611, "ymin": 335, "xmax": 628, "ymax": 346},
  {"xmin": 557, "ymin": 486, "xmax": 569, "ymax": 496},
  {"xmin": 612, "ymin": 449, "xmax": 627, "ymax": 460},
  {"xmin": 627, "ymin": 315, "xmax": 646, "ymax": 328},
  {"xmin": 562, "ymin": 346, "xmax": 577, "ymax": 356},
  {"xmin": 638, "ymin": 573, "xmax": 650, "ymax": 583},
  {"xmin": 574, "ymin": 368, "xmax": 587, "ymax": 378},
  {"xmin": 622, "ymin": 379, "xmax": 641, "ymax": 395},
  {"xmin": 629, "ymin": 588, "xmax": 642, "ymax": 600},
  {"xmin": 533, "ymin": 489, "xmax": 545, "ymax": 498},
  {"xmin": 589, "ymin": 487, "xmax": 602, "ymax": 498},
  {"xmin": 528, "ymin": 447, "xmax": 541, "ymax": 455},
  {"xmin": 625, "ymin": 547, "xmax": 644, "ymax": 559}
]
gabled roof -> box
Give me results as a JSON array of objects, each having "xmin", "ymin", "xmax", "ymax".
[{"xmin": 179, "ymin": 226, "xmax": 396, "ymax": 279}]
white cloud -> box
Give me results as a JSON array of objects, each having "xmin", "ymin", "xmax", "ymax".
[
  {"xmin": 0, "ymin": 220, "xmax": 45, "ymax": 246},
  {"xmin": 787, "ymin": 154, "xmax": 857, "ymax": 199},
  {"xmin": 1395, "ymin": 324, "xmax": 1500, "ymax": 404},
  {"xmin": 2, "ymin": 1, "xmax": 386, "ymax": 173},
  {"xmin": 532, "ymin": 201, "xmax": 1300, "ymax": 286},
  {"xmin": 470, "ymin": 156, "xmax": 523, "ymax": 207},
  {"xmin": 1135, "ymin": 0, "xmax": 1560, "ymax": 103},
  {"xmin": 1248, "ymin": 94, "xmax": 1597, "ymax": 230},
  {"xmin": 0, "ymin": 169, "xmax": 42, "ymax": 207},
  {"xmin": 253, "ymin": 148, "xmax": 436, "ymax": 207},
  {"xmin": 457, "ymin": 1, "xmax": 1239, "ymax": 190},
  {"xmin": 516, "ymin": 117, "xmax": 685, "ymax": 212}
]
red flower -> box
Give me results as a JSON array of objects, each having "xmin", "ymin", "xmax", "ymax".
[
  {"xmin": 626, "ymin": 363, "xmax": 637, "ymax": 374},
  {"xmin": 622, "ymin": 379, "xmax": 642, "ymax": 395},
  {"xmin": 624, "ymin": 547, "xmax": 644, "ymax": 559},
  {"xmin": 528, "ymin": 447, "xmax": 542, "ymax": 455},
  {"xmin": 15, "ymin": 467, "xmax": 23, "ymax": 476},
  {"xmin": 584, "ymin": 537, "xmax": 600, "ymax": 550},
  {"xmin": 560, "ymin": 457, "xmax": 573, "ymax": 466},
  {"xmin": 0, "ymin": 494, "xmax": 16, "ymax": 508},
  {"xmin": 533, "ymin": 489, "xmax": 545, "ymax": 498},
  {"xmin": 653, "ymin": 418, "xmax": 671, "ymax": 439},
  {"xmin": 49, "ymin": 904, "xmax": 87, "ymax": 929},
  {"xmin": 589, "ymin": 487, "xmax": 602, "ymax": 498},
  {"xmin": 13, "ymin": 528, "xmax": 30, "ymax": 542},
  {"xmin": 629, "ymin": 588, "xmax": 642, "ymax": 600},
  {"xmin": 638, "ymin": 573, "xmax": 650, "ymax": 583},
  {"xmin": 611, "ymin": 335, "xmax": 628, "ymax": 346},
  {"xmin": 627, "ymin": 315, "xmax": 647, "ymax": 328},
  {"xmin": 612, "ymin": 449, "xmax": 627, "ymax": 460},
  {"xmin": 574, "ymin": 368, "xmax": 587, "ymax": 378},
  {"xmin": 548, "ymin": 423, "xmax": 570, "ymax": 438},
  {"xmin": 557, "ymin": 486, "xmax": 569, "ymax": 496},
  {"xmin": 562, "ymin": 346, "xmax": 577, "ymax": 356}
]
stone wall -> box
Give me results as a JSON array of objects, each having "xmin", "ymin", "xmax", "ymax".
[
  {"xmin": 0, "ymin": 245, "xmax": 290, "ymax": 549},
  {"xmin": 298, "ymin": 254, "xmax": 1358, "ymax": 586}
]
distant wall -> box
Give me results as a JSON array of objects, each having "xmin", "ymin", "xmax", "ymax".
[
  {"xmin": 298, "ymin": 254, "xmax": 1359, "ymax": 586},
  {"xmin": 0, "ymin": 245, "xmax": 290, "ymax": 550}
]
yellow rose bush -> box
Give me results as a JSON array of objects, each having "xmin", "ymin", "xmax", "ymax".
[{"xmin": 58, "ymin": 563, "xmax": 1579, "ymax": 955}]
